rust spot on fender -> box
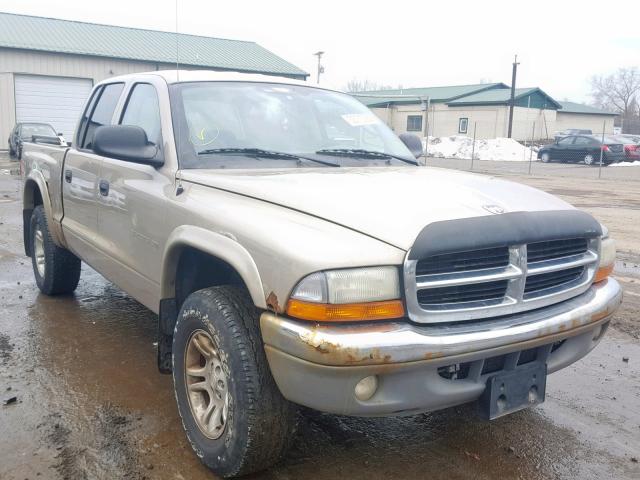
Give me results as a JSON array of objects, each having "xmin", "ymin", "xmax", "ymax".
[
  {"xmin": 266, "ymin": 292, "xmax": 281, "ymax": 313},
  {"xmin": 590, "ymin": 309, "xmax": 609, "ymax": 322},
  {"xmin": 423, "ymin": 352, "xmax": 444, "ymax": 360}
]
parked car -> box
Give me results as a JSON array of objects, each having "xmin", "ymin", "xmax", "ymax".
[
  {"xmin": 21, "ymin": 71, "xmax": 621, "ymax": 478},
  {"xmin": 8, "ymin": 122, "xmax": 66, "ymax": 159},
  {"xmin": 612, "ymin": 135, "xmax": 640, "ymax": 161},
  {"xmin": 538, "ymin": 135, "xmax": 625, "ymax": 165},
  {"xmin": 554, "ymin": 128, "xmax": 592, "ymax": 142}
]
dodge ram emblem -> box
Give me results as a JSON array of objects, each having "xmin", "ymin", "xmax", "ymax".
[{"xmin": 483, "ymin": 204, "xmax": 506, "ymax": 214}]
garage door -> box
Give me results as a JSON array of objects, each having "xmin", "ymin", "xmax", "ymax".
[{"xmin": 14, "ymin": 75, "xmax": 93, "ymax": 140}]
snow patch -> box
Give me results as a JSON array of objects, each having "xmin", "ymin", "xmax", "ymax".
[
  {"xmin": 610, "ymin": 161, "xmax": 640, "ymax": 167},
  {"xmin": 425, "ymin": 135, "xmax": 537, "ymax": 162}
]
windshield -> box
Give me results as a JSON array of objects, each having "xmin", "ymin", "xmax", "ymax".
[
  {"xmin": 170, "ymin": 82, "xmax": 415, "ymax": 169},
  {"xmin": 21, "ymin": 124, "xmax": 56, "ymax": 138}
]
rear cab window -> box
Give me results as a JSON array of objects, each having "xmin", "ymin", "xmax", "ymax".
[{"xmin": 78, "ymin": 82, "xmax": 125, "ymax": 150}]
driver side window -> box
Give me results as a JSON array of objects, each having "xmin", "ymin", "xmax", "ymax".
[{"xmin": 120, "ymin": 83, "xmax": 162, "ymax": 145}]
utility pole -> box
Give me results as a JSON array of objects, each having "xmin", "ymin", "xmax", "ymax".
[
  {"xmin": 313, "ymin": 51, "xmax": 325, "ymax": 84},
  {"xmin": 507, "ymin": 54, "xmax": 519, "ymax": 138}
]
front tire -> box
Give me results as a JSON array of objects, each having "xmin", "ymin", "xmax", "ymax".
[
  {"xmin": 30, "ymin": 205, "xmax": 81, "ymax": 295},
  {"xmin": 172, "ymin": 286, "xmax": 297, "ymax": 478},
  {"xmin": 584, "ymin": 154, "xmax": 595, "ymax": 165},
  {"xmin": 540, "ymin": 152, "xmax": 551, "ymax": 163}
]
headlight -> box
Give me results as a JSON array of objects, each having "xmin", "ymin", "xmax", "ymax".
[
  {"xmin": 595, "ymin": 227, "xmax": 615, "ymax": 283},
  {"xmin": 286, "ymin": 266, "xmax": 404, "ymax": 322}
]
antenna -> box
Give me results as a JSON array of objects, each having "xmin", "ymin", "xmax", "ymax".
[
  {"xmin": 174, "ymin": 0, "xmax": 184, "ymax": 191},
  {"xmin": 175, "ymin": 0, "xmax": 180, "ymax": 81}
]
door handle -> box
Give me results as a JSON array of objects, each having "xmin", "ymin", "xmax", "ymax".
[
  {"xmin": 64, "ymin": 169, "xmax": 72, "ymax": 183},
  {"xmin": 99, "ymin": 180, "xmax": 109, "ymax": 196}
]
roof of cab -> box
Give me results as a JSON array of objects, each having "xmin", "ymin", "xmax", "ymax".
[{"xmin": 97, "ymin": 70, "xmax": 338, "ymax": 92}]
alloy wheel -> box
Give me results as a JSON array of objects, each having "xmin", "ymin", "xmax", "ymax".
[
  {"xmin": 34, "ymin": 227, "xmax": 45, "ymax": 277},
  {"xmin": 184, "ymin": 330, "xmax": 229, "ymax": 439}
]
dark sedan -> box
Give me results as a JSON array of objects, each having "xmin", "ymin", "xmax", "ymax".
[
  {"xmin": 537, "ymin": 135, "xmax": 625, "ymax": 166},
  {"xmin": 7, "ymin": 122, "xmax": 64, "ymax": 160}
]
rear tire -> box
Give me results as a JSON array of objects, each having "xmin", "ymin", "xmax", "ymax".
[
  {"xmin": 172, "ymin": 285, "xmax": 297, "ymax": 478},
  {"xmin": 30, "ymin": 205, "xmax": 81, "ymax": 295}
]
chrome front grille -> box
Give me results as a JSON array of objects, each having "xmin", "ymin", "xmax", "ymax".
[
  {"xmin": 405, "ymin": 237, "xmax": 600, "ymax": 323},
  {"xmin": 416, "ymin": 247, "xmax": 510, "ymax": 275},
  {"xmin": 526, "ymin": 238, "xmax": 588, "ymax": 262}
]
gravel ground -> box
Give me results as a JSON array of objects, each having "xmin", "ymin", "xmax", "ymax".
[{"xmin": 1, "ymin": 152, "xmax": 639, "ymax": 479}]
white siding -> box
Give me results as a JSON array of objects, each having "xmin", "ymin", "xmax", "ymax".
[
  {"xmin": 555, "ymin": 112, "xmax": 615, "ymax": 135},
  {"xmin": 0, "ymin": 73, "xmax": 15, "ymax": 145},
  {"xmin": 371, "ymin": 102, "xmax": 563, "ymax": 141},
  {"xmin": 0, "ymin": 47, "xmax": 161, "ymax": 83},
  {"xmin": 0, "ymin": 47, "xmax": 171, "ymax": 143}
]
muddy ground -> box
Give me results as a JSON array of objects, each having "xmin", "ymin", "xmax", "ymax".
[{"xmin": 1, "ymin": 155, "xmax": 639, "ymax": 480}]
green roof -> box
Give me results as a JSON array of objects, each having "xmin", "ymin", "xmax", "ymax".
[
  {"xmin": 0, "ymin": 12, "xmax": 308, "ymax": 79},
  {"xmin": 354, "ymin": 83, "xmax": 507, "ymax": 107},
  {"xmin": 558, "ymin": 101, "xmax": 617, "ymax": 116},
  {"xmin": 447, "ymin": 87, "xmax": 561, "ymax": 109}
]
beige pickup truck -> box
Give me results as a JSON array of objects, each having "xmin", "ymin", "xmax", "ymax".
[{"xmin": 21, "ymin": 70, "xmax": 622, "ymax": 478}]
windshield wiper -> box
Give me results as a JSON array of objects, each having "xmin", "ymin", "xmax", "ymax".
[
  {"xmin": 315, "ymin": 148, "xmax": 419, "ymax": 166},
  {"xmin": 198, "ymin": 148, "xmax": 339, "ymax": 167}
]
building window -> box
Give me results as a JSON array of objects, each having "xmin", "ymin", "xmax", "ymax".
[
  {"xmin": 407, "ymin": 115, "xmax": 423, "ymax": 132},
  {"xmin": 458, "ymin": 117, "xmax": 469, "ymax": 134}
]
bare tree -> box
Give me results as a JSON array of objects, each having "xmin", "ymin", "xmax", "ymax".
[
  {"xmin": 590, "ymin": 67, "xmax": 640, "ymax": 117},
  {"xmin": 343, "ymin": 78, "xmax": 393, "ymax": 93}
]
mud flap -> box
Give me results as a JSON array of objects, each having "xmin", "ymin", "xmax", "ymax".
[
  {"xmin": 479, "ymin": 362, "xmax": 547, "ymax": 420},
  {"xmin": 158, "ymin": 298, "xmax": 177, "ymax": 374}
]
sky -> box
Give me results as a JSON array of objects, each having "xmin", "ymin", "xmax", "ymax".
[{"xmin": 1, "ymin": 0, "xmax": 639, "ymax": 102}]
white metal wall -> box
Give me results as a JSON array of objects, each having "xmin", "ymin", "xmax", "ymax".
[
  {"xmin": 556, "ymin": 113, "xmax": 615, "ymax": 135},
  {"xmin": 14, "ymin": 75, "xmax": 93, "ymax": 139},
  {"xmin": 0, "ymin": 47, "xmax": 171, "ymax": 145},
  {"xmin": 0, "ymin": 73, "xmax": 15, "ymax": 146}
]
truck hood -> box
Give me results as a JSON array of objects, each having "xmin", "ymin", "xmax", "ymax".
[{"xmin": 181, "ymin": 166, "xmax": 574, "ymax": 251}]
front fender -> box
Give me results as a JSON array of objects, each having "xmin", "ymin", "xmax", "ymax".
[{"xmin": 161, "ymin": 225, "xmax": 267, "ymax": 309}]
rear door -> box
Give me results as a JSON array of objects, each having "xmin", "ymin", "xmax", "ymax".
[
  {"xmin": 569, "ymin": 136, "xmax": 594, "ymax": 162},
  {"xmin": 61, "ymin": 82, "xmax": 124, "ymax": 264}
]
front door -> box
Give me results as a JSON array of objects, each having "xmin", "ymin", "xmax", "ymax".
[
  {"xmin": 551, "ymin": 136, "xmax": 575, "ymax": 162},
  {"xmin": 94, "ymin": 82, "xmax": 171, "ymax": 310}
]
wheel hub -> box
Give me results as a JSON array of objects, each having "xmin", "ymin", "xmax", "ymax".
[
  {"xmin": 184, "ymin": 330, "xmax": 229, "ymax": 439},
  {"xmin": 34, "ymin": 228, "xmax": 45, "ymax": 277}
]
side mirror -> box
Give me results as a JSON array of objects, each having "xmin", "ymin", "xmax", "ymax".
[
  {"xmin": 399, "ymin": 133, "xmax": 424, "ymax": 159},
  {"xmin": 93, "ymin": 125, "xmax": 163, "ymax": 166}
]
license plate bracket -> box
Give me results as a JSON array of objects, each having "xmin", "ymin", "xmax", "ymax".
[{"xmin": 479, "ymin": 361, "xmax": 547, "ymax": 420}]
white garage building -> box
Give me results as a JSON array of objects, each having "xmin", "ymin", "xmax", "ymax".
[
  {"xmin": 0, "ymin": 12, "xmax": 308, "ymax": 146},
  {"xmin": 355, "ymin": 84, "xmax": 618, "ymax": 141}
]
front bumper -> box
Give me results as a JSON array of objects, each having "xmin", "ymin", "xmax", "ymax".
[{"xmin": 261, "ymin": 278, "xmax": 622, "ymax": 416}]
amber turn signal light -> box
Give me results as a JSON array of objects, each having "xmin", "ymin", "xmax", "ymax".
[
  {"xmin": 286, "ymin": 299, "xmax": 405, "ymax": 322},
  {"xmin": 594, "ymin": 263, "xmax": 614, "ymax": 283}
]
